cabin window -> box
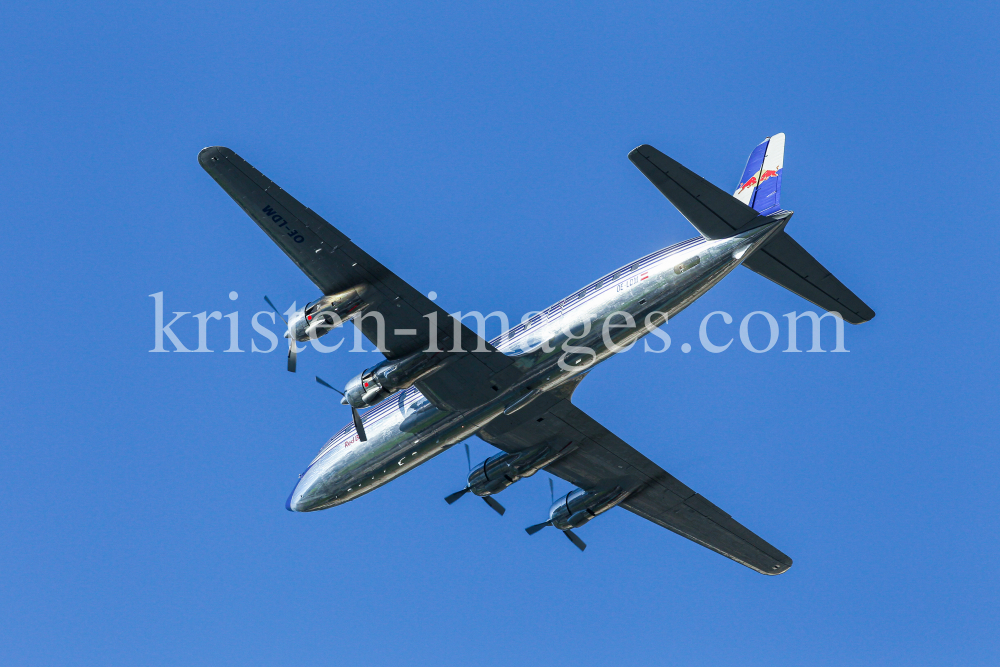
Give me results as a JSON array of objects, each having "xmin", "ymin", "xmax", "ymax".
[{"xmin": 674, "ymin": 256, "xmax": 701, "ymax": 275}]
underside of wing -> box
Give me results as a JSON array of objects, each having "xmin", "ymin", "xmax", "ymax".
[
  {"xmin": 199, "ymin": 146, "xmax": 520, "ymax": 409},
  {"xmin": 480, "ymin": 394, "xmax": 793, "ymax": 575}
]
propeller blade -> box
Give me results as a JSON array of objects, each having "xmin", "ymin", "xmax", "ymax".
[
  {"xmin": 482, "ymin": 496, "xmax": 506, "ymax": 516},
  {"xmin": 316, "ymin": 377, "xmax": 365, "ymax": 440},
  {"xmin": 563, "ymin": 529, "xmax": 587, "ymax": 552},
  {"xmin": 549, "ymin": 477, "xmax": 554, "ymax": 504},
  {"xmin": 316, "ymin": 376, "xmax": 347, "ymax": 398},
  {"xmin": 287, "ymin": 338, "xmax": 297, "ymax": 373},
  {"xmin": 351, "ymin": 406, "xmax": 367, "ymax": 442},
  {"xmin": 464, "ymin": 443, "xmax": 471, "ymax": 471},
  {"xmin": 525, "ymin": 521, "xmax": 551, "ymax": 536},
  {"xmin": 444, "ymin": 488, "xmax": 470, "ymax": 504},
  {"xmin": 264, "ymin": 295, "xmax": 289, "ymax": 326}
]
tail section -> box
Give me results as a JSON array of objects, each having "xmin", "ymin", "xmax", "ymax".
[
  {"xmin": 628, "ymin": 135, "xmax": 875, "ymax": 324},
  {"xmin": 734, "ymin": 133, "xmax": 784, "ymax": 215}
]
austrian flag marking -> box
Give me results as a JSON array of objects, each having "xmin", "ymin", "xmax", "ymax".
[{"xmin": 640, "ymin": 271, "xmax": 649, "ymax": 281}]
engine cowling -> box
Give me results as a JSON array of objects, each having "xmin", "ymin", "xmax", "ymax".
[
  {"xmin": 343, "ymin": 350, "xmax": 450, "ymax": 408},
  {"xmin": 548, "ymin": 486, "xmax": 629, "ymax": 531},
  {"xmin": 288, "ymin": 285, "xmax": 370, "ymax": 343},
  {"xmin": 466, "ymin": 444, "xmax": 572, "ymax": 497}
]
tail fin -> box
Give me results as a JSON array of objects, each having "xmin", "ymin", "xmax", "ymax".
[
  {"xmin": 734, "ymin": 133, "xmax": 784, "ymax": 215},
  {"xmin": 732, "ymin": 133, "xmax": 874, "ymax": 324}
]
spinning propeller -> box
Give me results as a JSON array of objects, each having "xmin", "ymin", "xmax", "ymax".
[
  {"xmin": 443, "ymin": 444, "xmax": 505, "ymax": 515},
  {"xmin": 525, "ymin": 478, "xmax": 587, "ymax": 551},
  {"xmin": 264, "ymin": 295, "xmax": 300, "ymax": 373},
  {"xmin": 315, "ymin": 376, "xmax": 367, "ymax": 442}
]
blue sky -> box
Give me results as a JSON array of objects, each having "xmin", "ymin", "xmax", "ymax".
[{"xmin": 2, "ymin": 1, "xmax": 998, "ymax": 665}]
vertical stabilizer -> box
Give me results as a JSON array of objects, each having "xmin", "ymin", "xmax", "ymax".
[{"xmin": 734, "ymin": 133, "xmax": 784, "ymax": 215}]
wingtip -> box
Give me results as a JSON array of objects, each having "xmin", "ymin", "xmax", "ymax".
[
  {"xmin": 197, "ymin": 146, "xmax": 233, "ymax": 169},
  {"xmin": 845, "ymin": 308, "xmax": 877, "ymax": 325},
  {"xmin": 762, "ymin": 558, "xmax": 793, "ymax": 575},
  {"xmin": 628, "ymin": 144, "xmax": 655, "ymax": 161},
  {"xmin": 198, "ymin": 146, "xmax": 220, "ymax": 168}
]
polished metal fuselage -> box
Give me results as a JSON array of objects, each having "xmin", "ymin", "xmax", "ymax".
[{"xmin": 286, "ymin": 221, "xmax": 785, "ymax": 512}]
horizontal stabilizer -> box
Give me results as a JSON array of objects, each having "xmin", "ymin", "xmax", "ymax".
[
  {"xmin": 743, "ymin": 231, "xmax": 876, "ymax": 324},
  {"xmin": 629, "ymin": 144, "xmax": 763, "ymax": 239}
]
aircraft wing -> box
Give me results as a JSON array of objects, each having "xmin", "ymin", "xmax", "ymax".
[
  {"xmin": 479, "ymin": 389, "xmax": 793, "ymax": 575},
  {"xmin": 199, "ymin": 146, "xmax": 520, "ymax": 410}
]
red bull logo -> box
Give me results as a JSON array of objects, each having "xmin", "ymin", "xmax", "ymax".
[{"xmin": 737, "ymin": 167, "xmax": 780, "ymax": 194}]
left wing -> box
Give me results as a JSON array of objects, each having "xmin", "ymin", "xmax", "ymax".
[
  {"xmin": 199, "ymin": 146, "xmax": 520, "ymax": 409},
  {"xmin": 479, "ymin": 390, "xmax": 793, "ymax": 575}
]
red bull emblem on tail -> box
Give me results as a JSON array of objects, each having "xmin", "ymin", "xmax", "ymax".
[
  {"xmin": 737, "ymin": 168, "xmax": 779, "ymax": 195},
  {"xmin": 738, "ymin": 175, "xmax": 757, "ymax": 194}
]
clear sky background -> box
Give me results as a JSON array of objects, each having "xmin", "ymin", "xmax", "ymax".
[{"xmin": 2, "ymin": 2, "xmax": 998, "ymax": 665}]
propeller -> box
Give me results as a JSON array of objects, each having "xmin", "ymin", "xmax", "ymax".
[
  {"xmin": 443, "ymin": 444, "xmax": 505, "ymax": 516},
  {"xmin": 563, "ymin": 529, "xmax": 587, "ymax": 551},
  {"xmin": 525, "ymin": 521, "xmax": 552, "ymax": 535},
  {"xmin": 264, "ymin": 295, "xmax": 299, "ymax": 373},
  {"xmin": 315, "ymin": 376, "xmax": 367, "ymax": 442},
  {"xmin": 524, "ymin": 478, "xmax": 586, "ymax": 551}
]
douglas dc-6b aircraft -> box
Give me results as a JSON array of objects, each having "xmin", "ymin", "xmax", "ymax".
[{"xmin": 199, "ymin": 135, "xmax": 874, "ymax": 574}]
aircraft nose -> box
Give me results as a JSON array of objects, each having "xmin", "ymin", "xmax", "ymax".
[
  {"xmin": 286, "ymin": 486, "xmax": 301, "ymax": 512},
  {"xmin": 286, "ymin": 474, "xmax": 310, "ymax": 512},
  {"xmin": 286, "ymin": 466, "xmax": 328, "ymax": 512}
]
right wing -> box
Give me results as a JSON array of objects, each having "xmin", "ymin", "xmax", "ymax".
[
  {"xmin": 479, "ymin": 388, "xmax": 793, "ymax": 575},
  {"xmin": 199, "ymin": 146, "xmax": 521, "ymax": 410}
]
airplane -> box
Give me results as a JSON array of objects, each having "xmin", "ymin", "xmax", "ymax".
[{"xmin": 199, "ymin": 134, "xmax": 874, "ymax": 575}]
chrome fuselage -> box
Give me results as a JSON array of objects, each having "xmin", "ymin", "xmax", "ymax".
[{"xmin": 286, "ymin": 221, "xmax": 784, "ymax": 512}]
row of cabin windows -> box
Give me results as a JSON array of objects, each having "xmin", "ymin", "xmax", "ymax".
[{"xmin": 496, "ymin": 240, "xmax": 702, "ymax": 345}]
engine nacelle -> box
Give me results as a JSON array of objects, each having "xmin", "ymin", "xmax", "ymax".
[
  {"xmin": 467, "ymin": 444, "xmax": 573, "ymax": 497},
  {"xmin": 343, "ymin": 350, "xmax": 450, "ymax": 408},
  {"xmin": 288, "ymin": 285, "xmax": 370, "ymax": 343},
  {"xmin": 548, "ymin": 486, "xmax": 629, "ymax": 531}
]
